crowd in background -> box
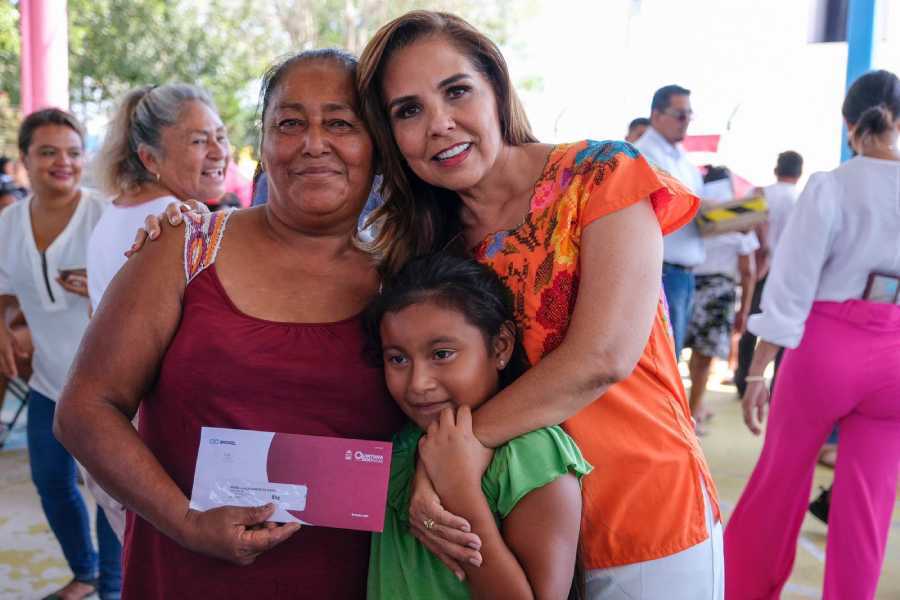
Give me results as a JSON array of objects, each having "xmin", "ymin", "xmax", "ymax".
[{"xmin": 1, "ymin": 9, "xmax": 899, "ymax": 600}]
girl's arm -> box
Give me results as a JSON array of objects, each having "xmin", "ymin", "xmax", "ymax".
[
  {"xmin": 54, "ymin": 221, "xmax": 298, "ymax": 564},
  {"xmin": 419, "ymin": 408, "xmax": 582, "ymax": 600},
  {"xmin": 500, "ymin": 475, "xmax": 582, "ymax": 599},
  {"xmin": 473, "ymin": 198, "xmax": 663, "ymax": 447}
]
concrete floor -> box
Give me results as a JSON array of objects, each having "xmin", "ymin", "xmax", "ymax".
[
  {"xmin": 701, "ymin": 377, "xmax": 900, "ymax": 599},
  {"xmin": 1, "ymin": 380, "xmax": 899, "ymax": 599}
]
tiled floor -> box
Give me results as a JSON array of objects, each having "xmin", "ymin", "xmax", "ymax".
[{"xmin": 1, "ymin": 382, "xmax": 899, "ymax": 598}]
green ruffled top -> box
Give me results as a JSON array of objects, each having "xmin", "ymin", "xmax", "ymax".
[{"xmin": 367, "ymin": 422, "xmax": 592, "ymax": 599}]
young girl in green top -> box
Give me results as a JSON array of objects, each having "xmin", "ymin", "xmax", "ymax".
[{"xmin": 365, "ymin": 253, "xmax": 591, "ymax": 599}]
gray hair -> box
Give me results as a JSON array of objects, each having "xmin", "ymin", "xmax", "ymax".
[{"xmin": 95, "ymin": 83, "xmax": 217, "ymax": 196}]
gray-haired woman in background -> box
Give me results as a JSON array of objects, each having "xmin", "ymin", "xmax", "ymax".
[{"xmin": 87, "ymin": 84, "xmax": 229, "ymax": 309}]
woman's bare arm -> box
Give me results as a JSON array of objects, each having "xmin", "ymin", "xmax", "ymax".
[
  {"xmin": 56, "ymin": 224, "xmax": 189, "ymax": 534},
  {"xmin": 54, "ymin": 222, "xmax": 298, "ymax": 564},
  {"xmin": 472, "ymin": 199, "xmax": 663, "ymax": 447}
]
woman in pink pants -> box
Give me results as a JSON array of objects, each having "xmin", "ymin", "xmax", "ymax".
[{"xmin": 725, "ymin": 69, "xmax": 900, "ymax": 600}]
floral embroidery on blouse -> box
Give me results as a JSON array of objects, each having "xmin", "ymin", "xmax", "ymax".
[{"xmin": 473, "ymin": 140, "xmax": 696, "ymax": 365}]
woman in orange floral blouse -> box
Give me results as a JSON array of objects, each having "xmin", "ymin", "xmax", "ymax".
[{"xmin": 358, "ymin": 11, "xmax": 724, "ymax": 598}]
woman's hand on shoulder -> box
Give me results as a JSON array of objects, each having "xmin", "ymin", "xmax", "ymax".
[
  {"xmin": 124, "ymin": 199, "xmax": 209, "ymax": 258},
  {"xmin": 419, "ymin": 406, "xmax": 493, "ymax": 496},
  {"xmin": 177, "ymin": 503, "xmax": 300, "ymax": 566}
]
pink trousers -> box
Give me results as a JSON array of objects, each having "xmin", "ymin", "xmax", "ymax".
[{"xmin": 725, "ymin": 300, "xmax": 900, "ymax": 600}]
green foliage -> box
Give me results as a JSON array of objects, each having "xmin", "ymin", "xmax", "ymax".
[
  {"xmin": 3, "ymin": 0, "xmax": 533, "ymax": 153},
  {"xmin": 268, "ymin": 0, "xmax": 519, "ymax": 55},
  {"xmin": 0, "ymin": 1, "xmax": 20, "ymax": 108},
  {"xmin": 0, "ymin": 91, "xmax": 19, "ymax": 157},
  {"xmin": 68, "ymin": 0, "xmax": 279, "ymax": 150}
]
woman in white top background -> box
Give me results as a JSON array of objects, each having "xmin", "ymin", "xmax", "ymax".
[
  {"xmin": 724, "ymin": 70, "xmax": 900, "ymax": 600},
  {"xmin": 87, "ymin": 83, "xmax": 229, "ymax": 307},
  {"xmin": 0, "ymin": 109, "xmax": 118, "ymax": 600}
]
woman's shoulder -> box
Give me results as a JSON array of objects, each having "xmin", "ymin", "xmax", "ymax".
[
  {"xmin": 0, "ymin": 195, "xmax": 26, "ymax": 230},
  {"xmin": 81, "ymin": 187, "xmax": 113, "ymax": 212},
  {"xmin": 533, "ymin": 139, "xmax": 646, "ymax": 197},
  {"xmin": 184, "ymin": 209, "xmax": 237, "ymax": 283},
  {"xmin": 557, "ymin": 139, "xmax": 643, "ymax": 168}
]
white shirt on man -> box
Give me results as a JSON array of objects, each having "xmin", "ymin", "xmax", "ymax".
[
  {"xmin": 87, "ymin": 195, "xmax": 178, "ymax": 306},
  {"xmin": 0, "ymin": 190, "xmax": 107, "ymax": 400},
  {"xmin": 634, "ymin": 126, "xmax": 706, "ymax": 267},
  {"xmin": 749, "ymin": 156, "xmax": 900, "ymax": 348},
  {"xmin": 762, "ymin": 181, "xmax": 800, "ymax": 254}
]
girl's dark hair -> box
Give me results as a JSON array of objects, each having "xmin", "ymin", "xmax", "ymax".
[
  {"xmin": 252, "ymin": 48, "xmax": 362, "ymax": 188},
  {"xmin": 357, "ymin": 11, "xmax": 538, "ymax": 279},
  {"xmin": 842, "ymin": 69, "xmax": 900, "ymax": 148},
  {"xmin": 18, "ymin": 108, "xmax": 84, "ymax": 156},
  {"xmin": 365, "ymin": 252, "xmax": 529, "ymax": 389}
]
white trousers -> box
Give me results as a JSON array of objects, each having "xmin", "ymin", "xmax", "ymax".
[{"xmin": 585, "ymin": 481, "xmax": 724, "ymax": 599}]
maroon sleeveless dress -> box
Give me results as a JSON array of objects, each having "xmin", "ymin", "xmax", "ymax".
[{"xmin": 121, "ymin": 211, "xmax": 404, "ymax": 599}]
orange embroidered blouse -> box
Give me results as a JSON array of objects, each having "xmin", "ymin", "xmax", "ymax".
[{"xmin": 473, "ymin": 140, "xmax": 720, "ymax": 568}]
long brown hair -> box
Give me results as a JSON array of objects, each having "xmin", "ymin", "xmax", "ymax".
[{"xmin": 357, "ymin": 11, "xmax": 537, "ymax": 279}]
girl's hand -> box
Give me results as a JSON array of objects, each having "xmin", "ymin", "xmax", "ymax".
[
  {"xmin": 409, "ymin": 454, "xmax": 483, "ymax": 580},
  {"xmin": 177, "ymin": 503, "xmax": 300, "ymax": 566},
  {"xmin": 419, "ymin": 406, "xmax": 494, "ymax": 498},
  {"xmin": 124, "ymin": 200, "xmax": 208, "ymax": 258},
  {"xmin": 742, "ymin": 379, "xmax": 769, "ymax": 435}
]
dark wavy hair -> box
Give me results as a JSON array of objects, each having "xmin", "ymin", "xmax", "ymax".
[
  {"xmin": 842, "ymin": 70, "xmax": 900, "ymax": 149},
  {"xmin": 365, "ymin": 252, "xmax": 529, "ymax": 390},
  {"xmin": 357, "ymin": 11, "xmax": 538, "ymax": 280}
]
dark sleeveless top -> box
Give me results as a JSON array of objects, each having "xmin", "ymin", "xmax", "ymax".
[{"xmin": 121, "ymin": 211, "xmax": 404, "ymax": 599}]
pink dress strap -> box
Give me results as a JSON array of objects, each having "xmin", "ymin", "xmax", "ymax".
[{"xmin": 183, "ymin": 209, "xmax": 233, "ymax": 284}]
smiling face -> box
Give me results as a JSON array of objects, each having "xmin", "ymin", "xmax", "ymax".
[
  {"xmin": 261, "ymin": 60, "xmax": 374, "ymax": 229},
  {"xmin": 379, "ymin": 300, "xmax": 513, "ymax": 429},
  {"xmin": 143, "ymin": 101, "xmax": 229, "ymax": 201},
  {"xmin": 381, "ymin": 34, "xmax": 505, "ymax": 193},
  {"xmin": 22, "ymin": 125, "xmax": 83, "ymax": 197}
]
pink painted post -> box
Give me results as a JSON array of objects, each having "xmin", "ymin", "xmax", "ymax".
[
  {"xmin": 18, "ymin": 0, "xmax": 32, "ymax": 113},
  {"xmin": 19, "ymin": 0, "xmax": 70, "ymax": 114}
]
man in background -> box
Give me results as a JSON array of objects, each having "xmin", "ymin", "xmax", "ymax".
[
  {"xmin": 625, "ymin": 117, "xmax": 650, "ymax": 143},
  {"xmin": 634, "ymin": 84, "xmax": 705, "ymax": 357},
  {"xmin": 734, "ymin": 150, "xmax": 803, "ymax": 396}
]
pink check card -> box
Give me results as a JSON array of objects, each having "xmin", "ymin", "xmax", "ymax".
[{"xmin": 189, "ymin": 427, "xmax": 393, "ymax": 532}]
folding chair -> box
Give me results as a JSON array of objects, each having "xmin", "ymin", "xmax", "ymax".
[{"xmin": 0, "ymin": 377, "xmax": 28, "ymax": 449}]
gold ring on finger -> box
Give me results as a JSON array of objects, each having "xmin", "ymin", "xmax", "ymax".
[{"xmin": 423, "ymin": 518, "xmax": 435, "ymax": 530}]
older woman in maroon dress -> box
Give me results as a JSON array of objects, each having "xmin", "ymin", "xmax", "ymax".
[{"xmin": 54, "ymin": 49, "xmax": 403, "ymax": 598}]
